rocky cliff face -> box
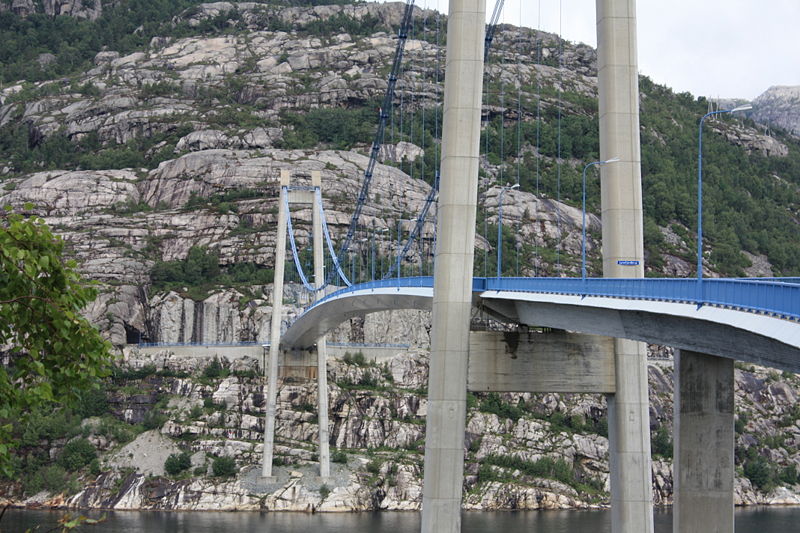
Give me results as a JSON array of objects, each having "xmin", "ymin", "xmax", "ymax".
[
  {"xmin": 1, "ymin": 0, "xmax": 799, "ymax": 514},
  {"xmin": 1, "ymin": 0, "xmax": 102, "ymax": 20},
  {"xmin": 753, "ymin": 86, "xmax": 800, "ymax": 137},
  {"xmin": 3, "ymin": 350, "xmax": 800, "ymax": 512},
  {"xmin": 0, "ymin": 1, "xmax": 610, "ymax": 345},
  {"xmin": 1, "ymin": 2, "xmax": 789, "ymax": 346}
]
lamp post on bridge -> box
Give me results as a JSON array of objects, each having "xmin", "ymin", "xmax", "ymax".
[
  {"xmin": 696, "ymin": 104, "xmax": 752, "ymax": 284},
  {"xmin": 496, "ymin": 183, "xmax": 519, "ymax": 278},
  {"xmin": 581, "ymin": 157, "xmax": 619, "ymax": 280},
  {"xmin": 371, "ymin": 224, "xmax": 389, "ymax": 281},
  {"xmin": 396, "ymin": 218, "xmax": 416, "ymax": 281}
]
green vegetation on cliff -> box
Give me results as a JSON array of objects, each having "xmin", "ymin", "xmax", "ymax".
[
  {"xmin": 150, "ymin": 246, "xmax": 274, "ymax": 300},
  {"xmin": 0, "ymin": 1, "xmax": 798, "ymax": 282},
  {"xmin": 0, "ymin": 0, "xmax": 386, "ymax": 85},
  {"xmin": 479, "ymin": 76, "xmax": 800, "ymax": 276}
]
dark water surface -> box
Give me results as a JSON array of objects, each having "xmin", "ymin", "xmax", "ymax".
[{"xmin": 3, "ymin": 506, "xmax": 799, "ymax": 532}]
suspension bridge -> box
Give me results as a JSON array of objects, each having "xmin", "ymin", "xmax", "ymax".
[{"xmin": 258, "ymin": 1, "xmax": 800, "ymax": 532}]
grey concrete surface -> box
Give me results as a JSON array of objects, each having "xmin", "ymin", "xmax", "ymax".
[
  {"xmin": 311, "ymin": 170, "xmax": 331, "ymax": 479},
  {"xmin": 262, "ymin": 170, "xmax": 291, "ymax": 477},
  {"xmin": 281, "ymin": 287, "xmax": 433, "ymax": 350},
  {"xmin": 420, "ymin": 0, "xmax": 486, "ymax": 531},
  {"xmin": 467, "ymin": 330, "xmax": 616, "ymax": 393},
  {"xmin": 282, "ymin": 287, "xmax": 800, "ymax": 370},
  {"xmin": 673, "ymin": 350, "xmax": 735, "ymax": 533},
  {"xmin": 597, "ymin": 0, "xmax": 653, "ymax": 530},
  {"xmin": 495, "ymin": 295, "xmax": 800, "ymax": 372}
]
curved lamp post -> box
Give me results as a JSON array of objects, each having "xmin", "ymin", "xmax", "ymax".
[
  {"xmin": 496, "ymin": 183, "xmax": 519, "ymax": 278},
  {"xmin": 395, "ymin": 218, "xmax": 416, "ymax": 281},
  {"xmin": 581, "ymin": 157, "xmax": 620, "ymax": 280},
  {"xmin": 697, "ymin": 103, "xmax": 752, "ymax": 283}
]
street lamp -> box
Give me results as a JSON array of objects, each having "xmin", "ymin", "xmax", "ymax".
[
  {"xmin": 496, "ymin": 183, "xmax": 519, "ymax": 278},
  {"xmin": 582, "ymin": 157, "xmax": 620, "ymax": 280},
  {"xmin": 697, "ymin": 103, "xmax": 752, "ymax": 283},
  {"xmin": 372, "ymin": 225, "xmax": 389, "ymax": 280},
  {"xmin": 396, "ymin": 218, "xmax": 416, "ymax": 281}
]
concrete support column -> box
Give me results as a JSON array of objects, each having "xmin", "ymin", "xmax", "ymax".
[
  {"xmin": 607, "ymin": 339, "xmax": 653, "ymax": 531},
  {"xmin": 673, "ymin": 350, "xmax": 735, "ymax": 533},
  {"xmin": 596, "ymin": 1, "xmax": 653, "ymax": 531},
  {"xmin": 311, "ymin": 171, "xmax": 331, "ymax": 479},
  {"xmin": 420, "ymin": 0, "xmax": 485, "ymax": 531},
  {"xmin": 262, "ymin": 170, "xmax": 290, "ymax": 478}
]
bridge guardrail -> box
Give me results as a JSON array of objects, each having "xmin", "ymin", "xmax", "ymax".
[
  {"xmin": 485, "ymin": 277, "xmax": 800, "ymax": 321},
  {"xmin": 736, "ymin": 277, "xmax": 800, "ymax": 286},
  {"xmin": 302, "ymin": 276, "xmax": 800, "ymax": 323},
  {"xmin": 309, "ymin": 276, "xmax": 435, "ymax": 310}
]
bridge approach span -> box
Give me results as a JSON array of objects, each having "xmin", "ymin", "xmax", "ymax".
[{"xmin": 281, "ymin": 277, "xmax": 800, "ymax": 372}]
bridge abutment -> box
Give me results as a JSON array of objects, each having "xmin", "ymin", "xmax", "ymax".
[{"xmin": 673, "ymin": 350, "xmax": 735, "ymax": 533}]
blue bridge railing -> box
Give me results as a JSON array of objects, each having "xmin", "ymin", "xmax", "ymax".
[{"xmin": 306, "ymin": 276, "xmax": 800, "ymax": 322}]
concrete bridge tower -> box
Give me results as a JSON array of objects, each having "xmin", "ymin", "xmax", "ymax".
[
  {"xmin": 596, "ymin": 1, "xmax": 654, "ymax": 531},
  {"xmin": 421, "ymin": 0, "xmax": 653, "ymax": 531}
]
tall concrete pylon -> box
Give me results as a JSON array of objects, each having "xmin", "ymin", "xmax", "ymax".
[
  {"xmin": 420, "ymin": 0, "xmax": 486, "ymax": 531},
  {"xmin": 262, "ymin": 170, "xmax": 290, "ymax": 478},
  {"xmin": 310, "ymin": 170, "xmax": 331, "ymax": 479},
  {"xmin": 673, "ymin": 350, "xmax": 735, "ymax": 533},
  {"xmin": 263, "ymin": 170, "xmax": 331, "ymax": 479},
  {"xmin": 422, "ymin": 0, "xmax": 651, "ymax": 530},
  {"xmin": 596, "ymin": 1, "xmax": 654, "ymax": 531}
]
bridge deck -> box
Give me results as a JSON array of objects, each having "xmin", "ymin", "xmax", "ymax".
[
  {"xmin": 310, "ymin": 276, "xmax": 800, "ymax": 321},
  {"xmin": 283, "ymin": 277, "xmax": 800, "ymax": 372}
]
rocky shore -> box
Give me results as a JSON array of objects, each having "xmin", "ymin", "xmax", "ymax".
[{"xmin": 3, "ymin": 345, "xmax": 800, "ymax": 513}]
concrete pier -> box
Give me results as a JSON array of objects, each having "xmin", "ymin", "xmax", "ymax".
[
  {"xmin": 596, "ymin": 0, "xmax": 654, "ymax": 531},
  {"xmin": 674, "ymin": 350, "xmax": 735, "ymax": 533},
  {"xmin": 311, "ymin": 171, "xmax": 331, "ymax": 479},
  {"xmin": 262, "ymin": 170, "xmax": 290, "ymax": 478},
  {"xmin": 420, "ymin": 0, "xmax": 486, "ymax": 531}
]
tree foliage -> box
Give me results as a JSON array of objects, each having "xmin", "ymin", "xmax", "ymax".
[
  {"xmin": 0, "ymin": 206, "xmax": 113, "ymax": 475},
  {"xmin": 164, "ymin": 451, "xmax": 192, "ymax": 476},
  {"xmin": 58, "ymin": 438, "xmax": 97, "ymax": 471},
  {"xmin": 211, "ymin": 455, "xmax": 237, "ymax": 477},
  {"xmin": 150, "ymin": 245, "xmax": 273, "ymax": 299},
  {"xmin": 278, "ymin": 107, "xmax": 378, "ymax": 151}
]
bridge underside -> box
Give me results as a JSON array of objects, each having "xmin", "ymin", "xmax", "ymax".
[
  {"xmin": 282, "ymin": 289, "xmax": 800, "ymax": 373},
  {"xmin": 281, "ymin": 288, "xmax": 433, "ymax": 350},
  {"xmin": 279, "ymin": 285, "xmax": 799, "ymax": 533},
  {"xmin": 481, "ymin": 293, "xmax": 800, "ymax": 374}
]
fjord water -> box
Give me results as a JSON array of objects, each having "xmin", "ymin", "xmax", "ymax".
[{"xmin": 4, "ymin": 507, "xmax": 800, "ymax": 532}]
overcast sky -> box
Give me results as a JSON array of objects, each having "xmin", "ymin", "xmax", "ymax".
[{"xmin": 398, "ymin": 0, "xmax": 800, "ymax": 101}]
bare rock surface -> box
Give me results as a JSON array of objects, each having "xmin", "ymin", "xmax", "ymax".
[
  {"xmin": 753, "ymin": 85, "xmax": 800, "ymax": 136},
  {"xmin": 107, "ymin": 430, "xmax": 182, "ymax": 477}
]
